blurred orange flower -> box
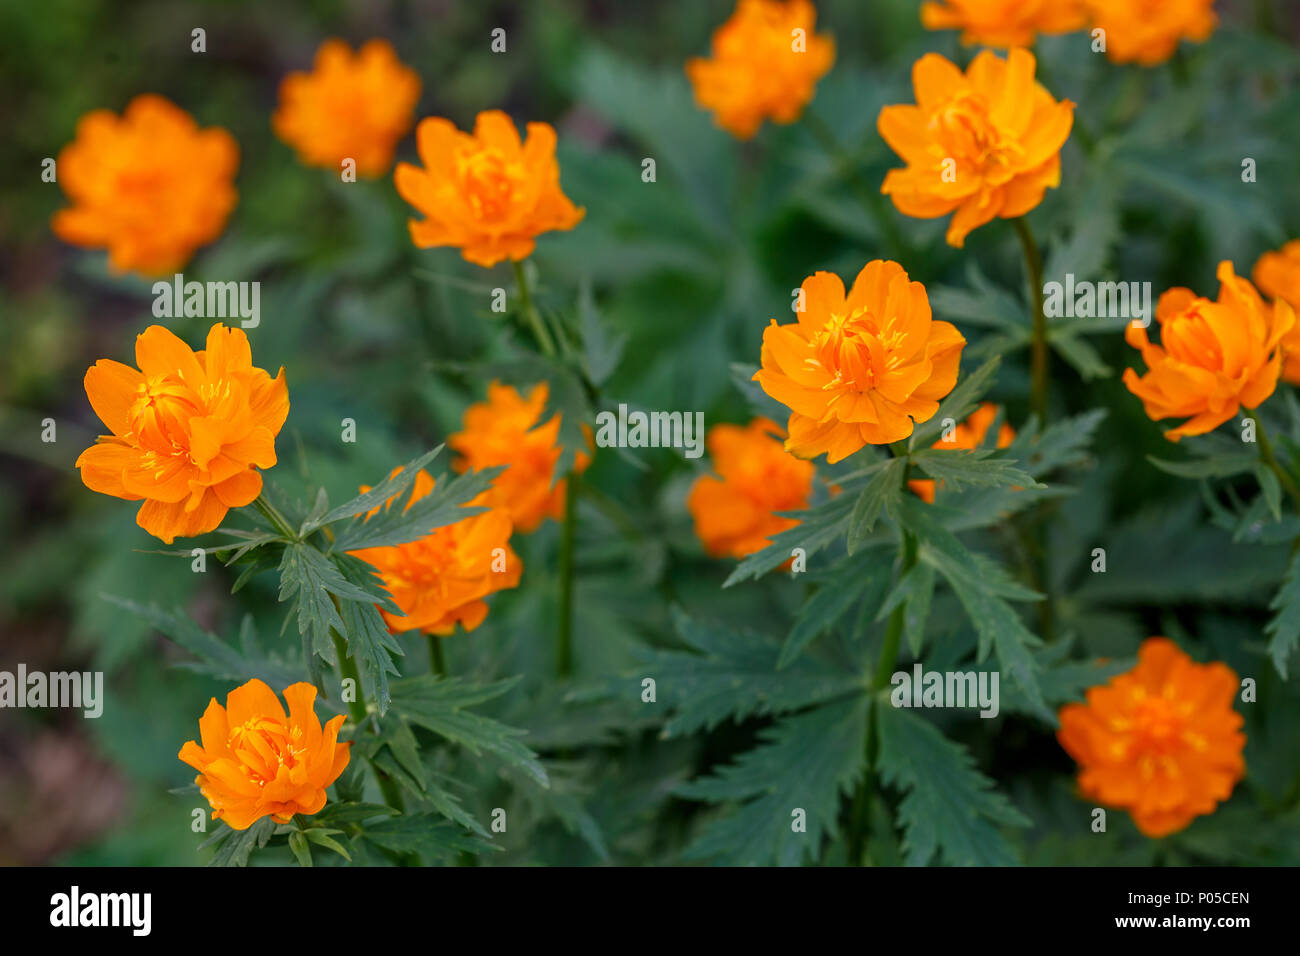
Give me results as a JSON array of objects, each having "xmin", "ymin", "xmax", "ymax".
[
  {"xmin": 1252, "ymin": 240, "xmax": 1300, "ymax": 385},
  {"xmin": 349, "ymin": 470, "xmax": 521, "ymax": 635},
  {"xmin": 754, "ymin": 260, "xmax": 966, "ymax": 462},
  {"xmin": 448, "ymin": 381, "xmax": 590, "ymax": 533},
  {"xmin": 394, "ymin": 110, "xmax": 584, "ymax": 267},
  {"xmin": 1058, "ymin": 638, "xmax": 1245, "ymax": 838},
  {"xmin": 686, "ymin": 0, "xmax": 835, "ymax": 139},
  {"xmin": 878, "ymin": 49, "xmax": 1074, "ymax": 247},
  {"xmin": 272, "ymin": 38, "xmax": 421, "ymax": 177},
  {"xmin": 178, "ymin": 679, "xmax": 351, "ymax": 831},
  {"xmin": 1124, "ymin": 261, "xmax": 1294, "ymax": 441},
  {"xmin": 1082, "ymin": 0, "xmax": 1217, "ymax": 66},
  {"xmin": 52, "ymin": 94, "xmax": 238, "ymax": 276},
  {"xmin": 75, "ymin": 324, "xmax": 288, "ymax": 544},
  {"xmin": 908, "ymin": 402, "xmax": 1014, "ymax": 503},
  {"xmin": 921, "ymin": 0, "xmax": 1086, "ymax": 48},
  {"xmin": 687, "ymin": 417, "xmax": 815, "ymax": 558}
]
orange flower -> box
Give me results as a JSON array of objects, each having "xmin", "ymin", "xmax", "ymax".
[
  {"xmin": 878, "ymin": 49, "xmax": 1074, "ymax": 248},
  {"xmin": 1252, "ymin": 240, "xmax": 1300, "ymax": 385},
  {"xmin": 1124, "ymin": 261, "xmax": 1295, "ymax": 441},
  {"xmin": 394, "ymin": 110, "xmax": 584, "ymax": 268},
  {"xmin": 1057, "ymin": 638, "xmax": 1245, "ymax": 838},
  {"xmin": 685, "ymin": 0, "xmax": 835, "ymax": 140},
  {"xmin": 272, "ymin": 38, "xmax": 420, "ymax": 178},
  {"xmin": 921, "ymin": 0, "xmax": 1086, "ymax": 48},
  {"xmin": 1082, "ymin": 0, "xmax": 1217, "ymax": 66},
  {"xmin": 448, "ymin": 381, "xmax": 590, "ymax": 533},
  {"xmin": 908, "ymin": 402, "xmax": 1014, "ymax": 503},
  {"xmin": 178, "ymin": 679, "xmax": 351, "ymax": 831},
  {"xmin": 75, "ymin": 323, "xmax": 288, "ymax": 544},
  {"xmin": 349, "ymin": 470, "xmax": 521, "ymax": 635},
  {"xmin": 754, "ymin": 260, "xmax": 966, "ymax": 462},
  {"xmin": 687, "ymin": 417, "xmax": 814, "ymax": 558},
  {"xmin": 52, "ymin": 94, "xmax": 238, "ymax": 276}
]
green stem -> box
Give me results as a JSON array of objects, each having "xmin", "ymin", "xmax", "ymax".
[
  {"xmin": 556, "ymin": 471, "xmax": 578, "ymax": 678},
  {"xmin": 848, "ymin": 450, "xmax": 916, "ymax": 866},
  {"xmin": 252, "ymin": 493, "xmax": 298, "ymax": 540},
  {"xmin": 427, "ymin": 634, "xmax": 447, "ymax": 678},
  {"xmin": 1247, "ymin": 409, "xmax": 1300, "ymax": 515},
  {"xmin": 329, "ymin": 608, "xmax": 406, "ymax": 819},
  {"xmin": 511, "ymin": 259, "xmax": 556, "ymax": 358},
  {"xmin": 1012, "ymin": 217, "xmax": 1049, "ymax": 425}
]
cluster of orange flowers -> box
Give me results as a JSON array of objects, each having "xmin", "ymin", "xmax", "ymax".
[
  {"xmin": 67, "ymin": 4, "xmax": 1262, "ymax": 840},
  {"xmin": 922, "ymin": 0, "xmax": 1218, "ymax": 65},
  {"xmin": 52, "ymin": 40, "xmax": 583, "ymax": 278}
]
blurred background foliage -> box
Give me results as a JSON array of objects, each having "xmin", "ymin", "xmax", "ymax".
[{"xmin": 2, "ymin": 0, "xmax": 1300, "ymax": 865}]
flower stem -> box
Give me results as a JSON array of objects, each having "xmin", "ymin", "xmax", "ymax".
[
  {"xmin": 328, "ymin": 602, "xmax": 406, "ymax": 820},
  {"xmin": 427, "ymin": 634, "xmax": 447, "ymax": 678},
  {"xmin": 511, "ymin": 259, "xmax": 556, "ymax": 358},
  {"xmin": 848, "ymin": 449, "xmax": 915, "ymax": 865},
  {"xmin": 556, "ymin": 471, "xmax": 578, "ymax": 678},
  {"xmin": 1012, "ymin": 217, "xmax": 1049, "ymax": 425},
  {"xmin": 1247, "ymin": 409, "xmax": 1300, "ymax": 515},
  {"xmin": 252, "ymin": 492, "xmax": 298, "ymax": 540}
]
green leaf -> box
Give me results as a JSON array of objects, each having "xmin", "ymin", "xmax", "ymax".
[
  {"xmin": 876, "ymin": 560, "xmax": 936, "ymax": 658},
  {"xmin": 648, "ymin": 607, "xmax": 862, "ymax": 737},
  {"xmin": 303, "ymin": 827, "xmax": 352, "ymax": 862},
  {"xmin": 1255, "ymin": 463, "xmax": 1283, "ymax": 521},
  {"xmin": 1266, "ymin": 547, "xmax": 1300, "ymax": 679},
  {"xmin": 778, "ymin": 552, "xmax": 891, "ymax": 668},
  {"xmin": 579, "ymin": 279, "xmax": 625, "ymax": 386},
  {"xmin": 360, "ymin": 813, "xmax": 499, "ymax": 861},
  {"xmin": 391, "ymin": 676, "xmax": 548, "ymax": 787},
  {"xmin": 909, "ymin": 356, "xmax": 1001, "ymax": 449},
  {"xmin": 200, "ymin": 817, "xmax": 275, "ymax": 867},
  {"xmin": 876, "ymin": 705, "xmax": 1029, "ymax": 866},
  {"xmin": 1148, "ymin": 453, "xmax": 1257, "ymax": 479},
  {"xmin": 287, "ymin": 830, "xmax": 313, "ymax": 867},
  {"xmin": 312, "ymin": 802, "xmax": 399, "ymax": 826},
  {"xmin": 846, "ymin": 457, "xmax": 905, "ymax": 554},
  {"xmin": 101, "ymin": 597, "xmax": 304, "ymax": 689},
  {"xmin": 900, "ymin": 497, "xmax": 1048, "ymax": 720},
  {"xmin": 331, "ymin": 467, "xmax": 500, "ymax": 551},
  {"xmin": 303, "ymin": 445, "xmax": 446, "ymax": 534},
  {"xmin": 911, "ymin": 448, "xmax": 1041, "ymax": 493},
  {"xmin": 676, "ymin": 697, "xmax": 868, "ymax": 866},
  {"xmin": 332, "ymin": 555, "xmax": 404, "ymax": 715}
]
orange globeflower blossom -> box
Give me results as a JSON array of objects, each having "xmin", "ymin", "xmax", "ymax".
[
  {"xmin": 687, "ymin": 418, "xmax": 815, "ymax": 558},
  {"xmin": 394, "ymin": 110, "xmax": 584, "ymax": 268},
  {"xmin": 178, "ymin": 679, "xmax": 351, "ymax": 831},
  {"xmin": 75, "ymin": 323, "xmax": 288, "ymax": 544},
  {"xmin": 1252, "ymin": 240, "xmax": 1300, "ymax": 385},
  {"xmin": 273, "ymin": 38, "xmax": 421, "ymax": 177},
  {"xmin": 908, "ymin": 402, "xmax": 1014, "ymax": 503},
  {"xmin": 349, "ymin": 470, "xmax": 522, "ymax": 635},
  {"xmin": 878, "ymin": 49, "xmax": 1074, "ymax": 248},
  {"xmin": 1124, "ymin": 261, "xmax": 1295, "ymax": 441},
  {"xmin": 685, "ymin": 0, "xmax": 835, "ymax": 140},
  {"xmin": 921, "ymin": 0, "xmax": 1086, "ymax": 48},
  {"xmin": 754, "ymin": 260, "xmax": 966, "ymax": 462},
  {"xmin": 1058, "ymin": 638, "xmax": 1245, "ymax": 838},
  {"xmin": 1082, "ymin": 0, "xmax": 1217, "ymax": 66},
  {"xmin": 448, "ymin": 381, "xmax": 591, "ymax": 534},
  {"xmin": 52, "ymin": 94, "xmax": 238, "ymax": 277}
]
